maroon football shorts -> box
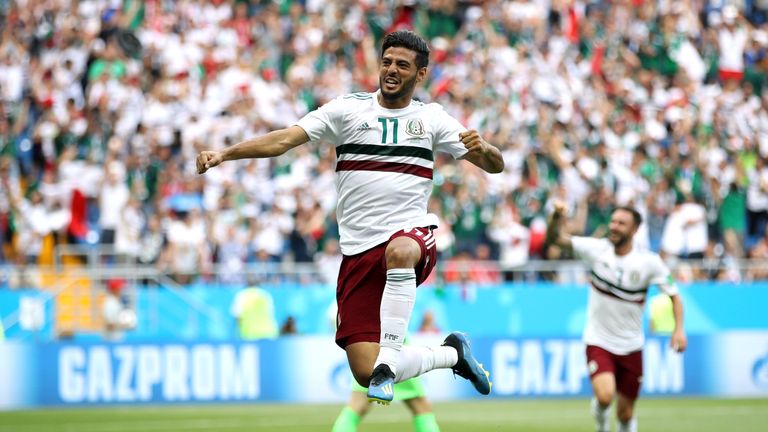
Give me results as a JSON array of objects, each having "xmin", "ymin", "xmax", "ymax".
[
  {"xmin": 586, "ymin": 345, "xmax": 644, "ymax": 400},
  {"xmin": 335, "ymin": 226, "xmax": 437, "ymax": 349}
]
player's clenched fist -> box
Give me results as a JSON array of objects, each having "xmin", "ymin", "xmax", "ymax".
[
  {"xmin": 197, "ymin": 151, "xmax": 224, "ymax": 174},
  {"xmin": 552, "ymin": 200, "xmax": 567, "ymax": 217},
  {"xmin": 459, "ymin": 130, "xmax": 490, "ymax": 154}
]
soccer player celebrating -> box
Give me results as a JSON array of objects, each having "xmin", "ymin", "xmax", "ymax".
[
  {"xmin": 197, "ymin": 31, "xmax": 501, "ymax": 403},
  {"xmin": 546, "ymin": 203, "xmax": 687, "ymax": 432}
]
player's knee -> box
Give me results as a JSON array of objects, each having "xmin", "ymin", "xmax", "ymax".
[
  {"xmin": 594, "ymin": 389, "xmax": 614, "ymax": 406},
  {"xmin": 617, "ymin": 405, "xmax": 634, "ymax": 423},
  {"xmin": 345, "ymin": 343, "xmax": 378, "ymax": 387},
  {"xmin": 385, "ymin": 240, "xmax": 420, "ymax": 268},
  {"xmin": 351, "ymin": 367, "xmax": 373, "ymax": 388},
  {"xmin": 616, "ymin": 409, "xmax": 633, "ymax": 423}
]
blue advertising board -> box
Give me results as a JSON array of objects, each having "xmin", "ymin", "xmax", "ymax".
[
  {"xmin": 2, "ymin": 282, "xmax": 768, "ymax": 342},
  {"xmin": 2, "ymin": 332, "xmax": 768, "ymax": 409}
]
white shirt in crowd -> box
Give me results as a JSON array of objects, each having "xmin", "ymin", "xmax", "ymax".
[
  {"xmin": 718, "ymin": 26, "xmax": 748, "ymax": 72},
  {"xmin": 99, "ymin": 178, "xmax": 130, "ymax": 230},
  {"xmin": 488, "ymin": 221, "xmax": 530, "ymax": 268},
  {"xmin": 661, "ymin": 202, "xmax": 708, "ymax": 256},
  {"xmin": 747, "ymin": 167, "xmax": 768, "ymax": 212},
  {"xmin": 167, "ymin": 216, "xmax": 206, "ymax": 273}
]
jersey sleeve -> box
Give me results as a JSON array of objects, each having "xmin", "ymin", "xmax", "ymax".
[
  {"xmin": 432, "ymin": 105, "xmax": 469, "ymax": 159},
  {"xmin": 295, "ymin": 96, "xmax": 346, "ymax": 142},
  {"xmin": 648, "ymin": 254, "xmax": 679, "ymax": 296},
  {"xmin": 571, "ymin": 236, "xmax": 606, "ymax": 265}
]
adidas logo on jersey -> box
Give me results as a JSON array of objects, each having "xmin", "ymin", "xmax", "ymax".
[{"xmin": 356, "ymin": 122, "xmax": 371, "ymax": 131}]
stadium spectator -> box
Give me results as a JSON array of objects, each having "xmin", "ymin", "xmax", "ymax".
[
  {"xmin": 114, "ymin": 196, "xmax": 144, "ymax": 260},
  {"xmin": 746, "ymin": 156, "xmax": 768, "ymax": 244},
  {"xmin": 137, "ymin": 214, "xmax": 166, "ymax": 268},
  {"xmin": 719, "ymin": 181, "xmax": 748, "ymax": 258},
  {"xmin": 747, "ymin": 227, "xmax": 768, "ymax": 280},
  {"xmin": 0, "ymin": 0, "xmax": 765, "ymax": 285},
  {"xmin": 99, "ymin": 160, "xmax": 130, "ymax": 246},
  {"xmin": 102, "ymin": 279, "xmax": 135, "ymax": 342},
  {"xmin": 165, "ymin": 209, "xmax": 208, "ymax": 284},
  {"xmin": 315, "ymin": 238, "xmax": 342, "ymax": 287},
  {"xmin": 279, "ymin": 315, "xmax": 298, "ymax": 336},
  {"xmin": 216, "ymin": 224, "xmax": 250, "ymax": 285},
  {"xmin": 661, "ymin": 196, "xmax": 708, "ymax": 260},
  {"xmin": 442, "ymin": 249, "xmax": 501, "ymax": 286},
  {"xmin": 487, "ymin": 197, "xmax": 530, "ymax": 280},
  {"xmin": 417, "ymin": 310, "xmax": 440, "ymax": 335}
]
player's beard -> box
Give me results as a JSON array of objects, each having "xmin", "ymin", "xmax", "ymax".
[
  {"xmin": 380, "ymin": 74, "xmax": 418, "ymax": 102},
  {"xmin": 609, "ymin": 230, "xmax": 631, "ymax": 248}
]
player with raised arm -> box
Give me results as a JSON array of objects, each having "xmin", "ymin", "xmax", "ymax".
[
  {"xmin": 197, "ymin": 31, "xmax": 502, "ymax": 404},
  {"xmin": 546, "ymin": 203, "xmax": 687, "ymax": 432}
]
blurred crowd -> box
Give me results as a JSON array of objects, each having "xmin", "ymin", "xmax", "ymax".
[{"xmin": 1, "ymin": 0, "xmax": 768, "ymax": 287}]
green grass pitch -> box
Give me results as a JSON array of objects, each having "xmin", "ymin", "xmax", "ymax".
[{"xmin": 1, "ymin": 398, "xmax": 766, "ymax": 431}]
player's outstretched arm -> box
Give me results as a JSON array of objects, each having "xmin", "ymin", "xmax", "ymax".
[
  {"xmin": 196, "ymin": 125, "xmax": 310, "ymax": 174},
  {"xmin": 459, "ymin": 130, "xmax": 504, "ymax": 173},
  {"xmin": 670, "ymin": 294, "xmax": 687, "ymax": 353},
  {"xmin": 545, "ymin": 201, "xmax": 573, "ymax": 251}
]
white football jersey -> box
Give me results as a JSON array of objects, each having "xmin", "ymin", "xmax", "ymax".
[
  {"xmin": 572, "ymin": 236, "xmax": 679, "ymax": 355},
  {"xmin": 296, "ymin": 91, "xmax": 468, "ymax": 255}
]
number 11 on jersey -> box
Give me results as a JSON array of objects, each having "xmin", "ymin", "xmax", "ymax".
[{"xmin": 378, "ymin": 117, "xmax": 398, "ymax": 143}]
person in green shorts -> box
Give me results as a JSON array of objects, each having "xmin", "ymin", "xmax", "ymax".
[
  {"xmin": 332, "ymin": 375, "xmax": 440, "ymax": 432},
  {"xmin": 649, "ymin": 293, "xmax": 676, "ymax": 335},
  {"xmin": 325, "ymin": 302, "xmax": 440, "ymax": 431}
]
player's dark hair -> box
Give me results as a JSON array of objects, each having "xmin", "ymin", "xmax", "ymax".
[
  {"xmin": 381, "ymin": 30, "xmax": 430, "ymax": 69},
  {"xmin": 614, "ymin": 206, "xmax": 643, "ymax": 227}
]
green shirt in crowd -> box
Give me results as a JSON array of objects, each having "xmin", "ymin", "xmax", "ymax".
[{"xmin": 719, "ymin": 188, "xmax": 746, "ymax": 233}]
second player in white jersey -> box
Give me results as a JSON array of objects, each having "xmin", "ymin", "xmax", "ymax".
[
  {"xmin": 297, "ymin": 91, "xmax": 469, "ymax": 255},
  {"xmin": 571, "ymin": 236, "xmax": 678, "ymax": 354},
  {"xmin": 547, "ymin": 203, "xmax": 686, "ymax": 432}
]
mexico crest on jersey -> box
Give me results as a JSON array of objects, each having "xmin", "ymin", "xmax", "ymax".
[{"xmin": 405, "ymin": 118, "xmax": 425, "ymax": 137}]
